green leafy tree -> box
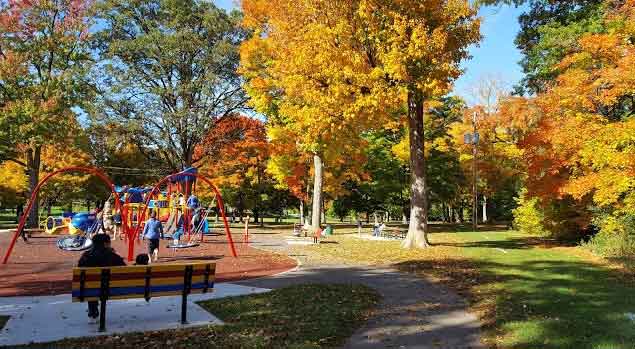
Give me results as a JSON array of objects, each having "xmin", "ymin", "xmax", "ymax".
[
  {"xmin": 91, "ymin": 0, "xmax": 247, "ymax": 170},
  {"xmin": 0, "ymin": 0, "xmax": 94, "ymax": 226},
  {"xmin": 516, "ymin": 0, "xmax": 605, "ymax": 94}
]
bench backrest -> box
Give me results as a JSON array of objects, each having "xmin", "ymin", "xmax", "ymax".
[{"xmin": 72, "ymin": 262, "xmax": 215, "ymax": 302}]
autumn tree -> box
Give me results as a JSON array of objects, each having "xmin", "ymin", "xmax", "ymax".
[
  {"xmin": 88, "ymin": 122, "xmax": 166, "ymax": 185},
  {"xmin": 90, "ymin": 0, "xmax": 247, "ymax": 171},
  {"xmin": 0, "ymin": 0, "xmax": 94, "ymax": 227},
  {"xmin": 241, "ymin": 1, "xmax": 480, "ymax": 247},
  {"xmin": 196, "ymin": 114, "xmax": 278, "ymax": 224},
  {"xmin": 493, "ymin": 0, "xmax": 635, "ymax": 245},
  {"xmin": 0, "ymin": 161, "xmax": 28, "ymax": 209}
]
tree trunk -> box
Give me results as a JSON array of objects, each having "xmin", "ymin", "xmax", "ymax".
[
  {"xmin": 321, "ymin": 197, "xmax": 326, "ymax": 225},
  {"xmin": 26, "ymin": 146, "xmax": 42, "ymax": 229},
  {"xmin": 311, "ymin": 154, "xmax": 323, "ymax": 231},
  {"xmin": 402, "ymin": 94, "xmax": 430, "ymax": 249},
  {"xmin": 482, "ymin": 195, "xmax": 488, "ymax": 223},
  {"xmin": 299, "ymin": 199, "xmax": 304, "ymax": 225}
]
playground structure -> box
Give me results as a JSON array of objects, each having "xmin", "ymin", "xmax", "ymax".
[
  {"xmin": 1, "ymin": 167, "xmax": 237, "ymax": 264},
  {"xmin": 43, "ymin": 215, "xmax": 72, "ymax": 235}
]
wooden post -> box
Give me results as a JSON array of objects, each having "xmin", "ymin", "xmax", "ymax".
[
  {"xmin": 243, "ymin": 216, "xmax": 250, "ymax": 244},
  {"xmin": 181, "ymin": 266, "xmax": 193, "ymax": 324}
]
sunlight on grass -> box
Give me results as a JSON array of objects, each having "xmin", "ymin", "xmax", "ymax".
[{"xmin": 297, "ymin": 228, "xmax": 635, "ymax": 349}]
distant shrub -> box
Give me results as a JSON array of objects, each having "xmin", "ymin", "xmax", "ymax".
[
  {"xmin": 583, "ymin": 214, "xmax": 635, "ymax": 258},
  {"xmin": 512, "ymin": 190, "xmax": 548, "ymax": 237}
]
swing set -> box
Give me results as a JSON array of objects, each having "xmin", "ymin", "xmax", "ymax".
[{"xmin": 1, "ymin": 167, "xmax": 237, "ymax": 265}]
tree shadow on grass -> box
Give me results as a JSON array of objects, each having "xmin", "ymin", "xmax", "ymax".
[
  {"xmin": 434, "ymin": 236, "xmax": 540, "ymax": 250},
  {"xmin": 394, "ymin": 256, "xmax": 635, "ymax": 349}
]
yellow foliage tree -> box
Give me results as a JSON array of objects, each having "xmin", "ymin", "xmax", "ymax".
[{"xmin": 241, "ymin": 0, "xmax": 480, "ymax": 246}]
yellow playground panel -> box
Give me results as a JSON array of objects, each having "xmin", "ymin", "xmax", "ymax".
[{"xmin": 43, "ymin": 216, "xmax": 71, "ymax": 235}]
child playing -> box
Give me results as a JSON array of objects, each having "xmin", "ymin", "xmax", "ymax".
[{"xmin": 142, "ymin": 211, "xmax": 163, "ymax": 262}]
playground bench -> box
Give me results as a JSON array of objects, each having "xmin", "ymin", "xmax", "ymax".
[
  {"xmin": 381, "ymin": 228, "xmax": 406, "ymax": 240},
  {"xmin": 72, "ymin": 262, "xmax": 215, "ymax": 332}
]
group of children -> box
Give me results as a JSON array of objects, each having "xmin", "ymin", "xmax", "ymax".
[{"xmin": 95, "ymin": 192, "xmax": 206, "ymax": 263}]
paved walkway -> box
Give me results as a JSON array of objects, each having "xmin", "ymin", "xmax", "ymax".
[
  {"xmin": 239, "ymin": 232, "xmax": 483, "ymax": 349},
  {"xmin": 0, "ymin": 283, "xmax": 269, "ymax": 347}
]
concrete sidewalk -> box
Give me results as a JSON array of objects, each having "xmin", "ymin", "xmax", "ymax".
[{"xmin": 0, "ymin": 282, "xmax": 269, "ymax": 347}]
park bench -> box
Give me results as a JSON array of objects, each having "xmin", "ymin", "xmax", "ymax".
[
  {"xmin": 72, "ymin": 262, "xmax": 215, "ymax": 332},
  {"xmin": 380, "ymin": 228, "xmax": 406, "ymax": 239}
]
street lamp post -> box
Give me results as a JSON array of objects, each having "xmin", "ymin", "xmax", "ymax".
[{"xmin": 464, "ymin": 112, "xmax": 479, "ymax": 232}]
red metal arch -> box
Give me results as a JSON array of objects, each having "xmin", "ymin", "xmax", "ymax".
[
  {"xmin": 2, "ymin": 166, "xmax": 122, "ymax": 264},
  {"xmin": 128, "ymin": 171, "xmax": 237, "ymax": 262}
]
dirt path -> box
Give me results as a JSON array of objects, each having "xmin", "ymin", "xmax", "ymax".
[{"xmin": 238, "ymin": 231, "xmax": 483, "ymax": 349}]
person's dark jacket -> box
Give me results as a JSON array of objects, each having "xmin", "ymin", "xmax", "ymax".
[{"xmin": 78, "ymin": 247, "xmax": 126, "ymax": 268}]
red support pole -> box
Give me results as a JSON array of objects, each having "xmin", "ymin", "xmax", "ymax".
[
  {"xmin": 2, "ymin": 166, "xmax": 121, "ymax": 265},
  {"xmin": 213, "ymin": 187, "xmax": 238, "ymax": 258}
]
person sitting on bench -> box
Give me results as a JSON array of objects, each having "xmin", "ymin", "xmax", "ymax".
[{"xmin": 77, "ymin": 234, "xmax": 126, "ymax": 324}]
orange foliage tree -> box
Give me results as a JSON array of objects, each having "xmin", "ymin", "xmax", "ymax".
[{"xmin": 496, "ymin": 0, "xmax": 635, "ymax": 239}]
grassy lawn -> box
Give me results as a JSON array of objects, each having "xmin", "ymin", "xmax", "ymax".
[
  {"xmin": 294, "ymin": 228, "xmax": 635, "ymax": 349},
  {"xmin": 12, "ymin": 284, "xmax": 379, "ymax": 349}
]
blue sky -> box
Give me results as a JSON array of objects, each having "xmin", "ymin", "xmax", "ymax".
[{"xmin": 213, "ymin": 0, "xmax": 527, "ymax": 104}]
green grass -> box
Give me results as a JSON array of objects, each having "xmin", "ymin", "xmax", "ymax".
[
  {"xmin": 0, "ymin": 315, "xmax": 9, "ymax": 331},
  {"xmin": 12, "ymin": 284, "xmax": 380, "ymax": 349},
  {"xmin": 450, "ymin": 231, "xmax": 635, "ymax": 348},
  {"xmin": 294, "ymin": 228, "xmax": 635, "ymax": 349}
]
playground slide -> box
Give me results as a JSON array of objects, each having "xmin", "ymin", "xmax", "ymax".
[{"xmin": 163, "ymin": 211, "xmax": 180, "ymax": 235}]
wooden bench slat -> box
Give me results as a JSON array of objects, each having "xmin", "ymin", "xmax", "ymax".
[
  {"xmin": 71, "ymin": 280, "xmax": 214, "ymax": 302},
  {"xmin": 72, "ymin": 274, "xmax": 214, "ymax": 289},
  {"xmin": 74, "ymin": 290, "xmax": 185, "ymax": 302},
  {"xmin": 72, "ymin": 268, "xmax": 215, "ymax": 283},
  {"xmin": 73, "ymin": 264, "xmax": 215, "ymax": 276}
]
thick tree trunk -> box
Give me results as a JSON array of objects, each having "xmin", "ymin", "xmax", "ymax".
[
  {"xmin": 26, "ymin": 146, "xmax": 41, "ymax": 229},
  {"xmin": 311, "ymin": 154, "xmax": 323, "ymax": 231},
  {"xmin": 402, "ymin": 94, "xmax": 430, "ymax": 249}
]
